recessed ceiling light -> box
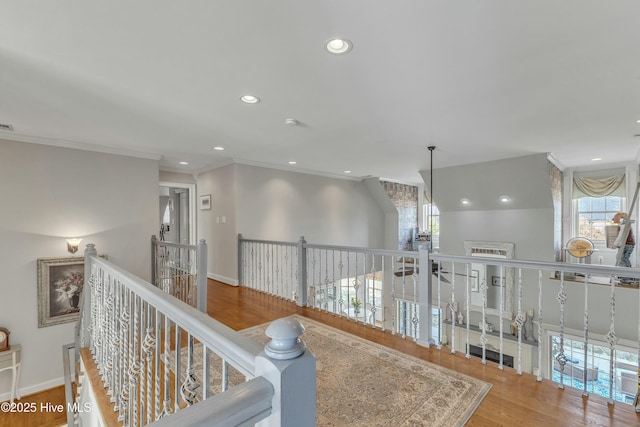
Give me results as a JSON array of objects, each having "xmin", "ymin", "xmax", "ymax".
[
  {"xmin": 344, "ymin": 170, "xmax": 352, "ymax": 174},
  {"xmin": 591, "ymin": 157, "xmax": 602, "ymax": 161},
  {"xmin": 288, "ymin": 161, "xmax": 297, "ymax": 165},
  {"xmin": 179, "ymin": 161, "xmax": 189, "ymax": 165},
  {"xmin": 240, "ymin": 95, "xmax": 260, "ymax": 104},
  {"xmin": 285, "ymin": 118, "xmax": 298, "ymax": 126},
  {"xmin": 460, "ymin": 198, "xmax": 471, "ymax": 205},
  {"xmin": 636, "ymin": 119, "xmax": 640, "ymax": 123},
  {"xmin": 213, "ymin": 146, "xmax": 225, "ymax": 151},
  {"xmin": 499, "ymin": 195, "xmax": 511, "ymax": 203},
  {"xmin": 325, "ymin": 38, "xmax": 352, "ymax": 54}
]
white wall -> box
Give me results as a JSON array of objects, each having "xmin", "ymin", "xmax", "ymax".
[
  {"xmin": 159, "ymin": 170, "xmax": 196, "ymax": 184},
  {"xmin": 0, "ymin": 139, "xmax": 158, "ymax": 398},
  {"xmin": 197, "ymin": 164, "xmax": 238, "ymax": 284},
  {"xmin": 196, "ymin": 164, "xmax": 386, "ymax": 284},
  {"xmin": 235, "ymin": 165, "xmax": 384, "ymax": 247}
]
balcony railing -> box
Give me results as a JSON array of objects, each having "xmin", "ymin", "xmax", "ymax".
[
  {"xmin": 151, "ymin": 235, "xmax": 207, "ymax": 312},
  {"xmin": 75, "ymin": 243, "xmax": 316, "ymax": 426},
  {"xmin": 238, "ymin": 235, "xmax": 429, "ymax": 341},
  {"xmin": 237, "ymin": 234, "xmax": 640, "ymax": 410}
]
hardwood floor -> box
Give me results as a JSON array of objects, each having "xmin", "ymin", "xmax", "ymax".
[
  {"xmin": 0, "ymin": 386, "xmax": 67, "ymax": 427},
  {"xmin": 4, "ymin": 278, "xmax": 639, "ymax": 426},
  {"xmin": 208, "ymin": 279, "xmax": 640, "ymax": 427}
]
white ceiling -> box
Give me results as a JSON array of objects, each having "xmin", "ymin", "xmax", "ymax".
[{"xmin": 1, "ymin": 1, "xmax": 639, "ymax": 184}]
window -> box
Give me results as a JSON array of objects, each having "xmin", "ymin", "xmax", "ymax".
[
  {"xmin": 550, "ymin": 332, "xmax": 638, "ymax": 404},
  {"xmin": 576, "ymin": 196, "xmax": 623, "ymax": 241},
  {"xmin": 423, "ymin": 204, "xmax": 440, "ymax": 249}
]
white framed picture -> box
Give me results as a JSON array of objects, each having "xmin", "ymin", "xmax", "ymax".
[{"xmin": 199, "ymin": 194, "xmax": 212, "ymax": 210}]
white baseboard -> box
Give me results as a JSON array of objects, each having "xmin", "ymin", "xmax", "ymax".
[
  {"xmin": 0, "ymin": 376, "xmax": 64, "ymax": 403},
  {"xmin": 208, "ymin": 272, "xmax": 239, "ymax": 286}
]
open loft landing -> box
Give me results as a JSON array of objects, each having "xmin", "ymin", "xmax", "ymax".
[{"xmin": 207, "ymin": 280, "xmax": 640, "ymax": 427}]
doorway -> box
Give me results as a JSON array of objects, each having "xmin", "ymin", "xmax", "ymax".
[{"xmin": 159, "ymin": 182, "xmax": 197, "ymax": 245}]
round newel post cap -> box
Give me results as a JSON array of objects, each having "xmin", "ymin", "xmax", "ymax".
[{"xmin": 264, "ymin": 317, "xmax": 306, "ymax": 360}]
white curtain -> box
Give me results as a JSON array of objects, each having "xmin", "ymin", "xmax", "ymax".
[{"xmin": 573, "ymin": 175, "xmax": 625, "ymax": 198}]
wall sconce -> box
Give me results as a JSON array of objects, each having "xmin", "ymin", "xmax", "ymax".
[{"xmin": 66, "ymin": 238, "xmax": 82, "ymax": 254}]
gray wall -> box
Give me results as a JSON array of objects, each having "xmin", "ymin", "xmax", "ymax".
[
  {"xmin": 197, "ymin": 164, "xmax": 238, "ymax": 284},
  {"xmin": 427, "ymin": 154, "xmax": 639, "ymax": 342},
  {"xmin": 235, "ymin": 165, "xmax": 384, "ymax": 248},
  {"xmin": 0, "ymin": 139, "xmax": 158, "ymax": 399},
  {"xmin": 197, "ymin": 164, "xmax": 386, "ymax": 284}
]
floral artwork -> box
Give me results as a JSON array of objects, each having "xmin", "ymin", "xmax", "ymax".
[
  {"xmin": 37, "ymin": 257, "xmax": 86, "ymax": 327},
  {"xmin": 49, "ymin": 265, "xmax": 83, "ymax": 316}
]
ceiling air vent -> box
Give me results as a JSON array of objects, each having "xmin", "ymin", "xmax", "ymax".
[{"xmin": 0, "ymin": 123, "xmax": 14, "ymax": 131}]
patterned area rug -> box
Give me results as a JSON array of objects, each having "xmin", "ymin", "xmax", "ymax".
[{"xmin": 175, "ymin": 316, "xmax": 491, "ymax": 426}]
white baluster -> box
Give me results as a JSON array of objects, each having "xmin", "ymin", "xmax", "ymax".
[
  {"xmin": 369, "ymin": 253, "xmax": 376, "ymax": 326},
  {"xmin": 450, "ymin": 262, "xmax": 456, "ymax": 354},
  {"xmin": 391, "ymin": 255, "xmax": 397, "ymax": 335},
  {"xmin": 556, "ymin": 271, "xmax": 567, "ymax": 390},
  {"xmin": 128, "ymin": 295, "xmax": 141, "ymax": 427},
  {"xmin": 337, "ymin": 252, "xmax": 345, "ymax": 318},
  {"xmin": 605, "ymin": 274, "xmax": 618, "ymax": 406},
  {"xmin": 157, "ymin": 315, "xmax": 172, "ymax": 419},
  {"xmin": 143, "ymin": 305, "xmax": 155, "ymax": 425},
  {"xmin": 118, "ymin": 289, "xmax": 130, "ymax": 424},
  {"xmin": 222, "ymin": 359, "xmax": 229, "ymax": 392},
  {"xmin": 411, "ymin": 270, "xmax": 419, "ymax": 341},
  {"xmin": 537, "ymin": 269, "xmax": 543, "ymax": 382},
  {"xmin": 516, "ymin": 268, "xmax": 524, "ymax": 376},
  {"xmin": 498, "ymin": 265, "xmax": 504, "ymax": 370},
  {"xmin": 480, "ymin": 278, "xmax": 488, "ymax": 364},
  {"xmin": 180, "ymin": 334, "xmax": 201, "ymax": 406},
  {"xmin": 379, "ymin": 255, "xmax": 384, "ymax": 332},
  {"xmin": 202, "ymin": 346, "xmax": 211, "ymax": 400},
  {"xmin": 465, "ymin": 263, "xmax": 471, "ymax": 359},
  {"xmin": 174, "ymin": 326, "xmax": 181, "ymax": 413},
  {"xmin": 582, "ymin": 274, "xmax": 590, "ymax": 397}
]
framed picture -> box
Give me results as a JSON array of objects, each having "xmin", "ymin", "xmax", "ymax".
[
  {"xmin": 492, "ymin": 275, "xmax": 506, "ymax": 287},
  {"xmin": 37, "ymin": 257, "xmax": 85, "ymax": 328},
  {"xmin": 471, "ymin": 269, "xmax": 480, "ymax": 292},
  {"xmin": 199, "ymin": 194, "xmax": 212, "ymax": 210}
]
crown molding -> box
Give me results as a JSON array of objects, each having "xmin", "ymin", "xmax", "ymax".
[
  {"xmin": 0, "ymin": 131, "xmax": 162, "ymax": 161},
  {"xmin": 546, "ymin": 152, "xmax": 565, "ymax": 172},
  {"xmin": 191, "ymin": 158, "xmax": 236, "ymax": 176}
]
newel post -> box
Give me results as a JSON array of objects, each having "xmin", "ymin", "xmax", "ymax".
[
  {"xmin": 417, "ymin": 246, "xmax": 433, "ymax": 347},
  {"xmin": 80, "ymin": 243, "xmax": 97, "ymax": 347},
  {"xmin": 297, "ymin": 236, "xmax": 307, "ymax": 307},
  {"xmin": 255, "ymin": 318, "xmax": 316, "ymax": 427},
  {"xmin": 196, "ymin": 239, "xmax": 208, "ymax": 313}
]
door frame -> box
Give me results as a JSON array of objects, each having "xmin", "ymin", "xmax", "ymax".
[{"xmin": 159, "ymin": 181, "xmax": 197, "ymax": 245}]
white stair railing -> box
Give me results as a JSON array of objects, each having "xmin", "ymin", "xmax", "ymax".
[
  {"xmin": 430, "ymin": 252, "xmax": 640, "ymax": 408},
  {"xmin": 238, "ymin": 234, "xmax": 432, "ymax": 345},
  {"xmin": 238, "ymin": 235, "xmax": 640, "ymax": 409},
  {"xmin": 151, "ymin": 235, "xmax": 208, "ymax": 312},
  {"xmin": 77, "ymin": 243, "xmax": 316, "ymax": 427}
]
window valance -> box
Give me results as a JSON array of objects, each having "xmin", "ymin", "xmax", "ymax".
[{"xmin": 573, "ymin": 174, "xmax": 625, "ymax": 198}]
